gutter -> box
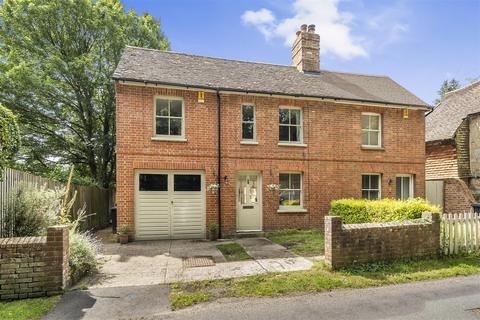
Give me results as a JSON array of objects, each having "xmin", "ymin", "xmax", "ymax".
[
  {"xmin": 216, "ymin": 90, "xmax": 222, "ymax": 239},
  {"xmin": 113, "ymin": 78, "xmax": 432, "ymax": 110}
]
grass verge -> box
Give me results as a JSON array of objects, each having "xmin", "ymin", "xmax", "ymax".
[
  {"xmin": 266, "ymin": 229, "xmax": 324, "ymax": 256},
  {"xmin": 171, "ymin": 254, "xmax": 480, "ymax": 310},
  {"xmin": 216, "ymin": 243, "xmax": 252, "ymax": 262},
  {"xmin": 0, "ymin": 295, "xmax": 60, "ymax": 320}
]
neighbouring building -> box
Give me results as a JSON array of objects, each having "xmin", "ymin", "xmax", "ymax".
[
  {"xmin": 425, "ymin": 81, "xmax": 480, "ymax": 213},
  {"xmin": 113, "ymin": 24, "xmax": 429, "ymax": 240}
]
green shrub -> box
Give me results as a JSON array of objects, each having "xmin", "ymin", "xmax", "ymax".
[
  {"xmin": 329, "ymin": 198, "xmax": 440, "ymax": 224},
  {"xmin": 69, "ymin": 231, "xmax": 100, "ymax": 284},
  {"xmin": 2, "ymin": 184, "xmax": 61, "ymax": 236}
]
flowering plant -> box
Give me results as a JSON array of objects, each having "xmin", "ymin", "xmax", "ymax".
[
  {"xmin": 266, "ymin": 184, "xmax": 281, "ymax": 192},
  {"xmin": 207, "ymin": 183, "xmax": 220, "ymax": 194}
]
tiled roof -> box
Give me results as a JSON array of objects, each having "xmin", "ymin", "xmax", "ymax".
[
  {"xmin": 426, "ymin": 81, "xmax": 480, "ymax": 142},
  {"xmin": 113, "ymin": 46, "xmax": 429, "ymax": 108}
]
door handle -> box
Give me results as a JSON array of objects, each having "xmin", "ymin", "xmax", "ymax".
[{"xmin": 171, "ymin": 201, "xmax": 174, "ymax": 204}]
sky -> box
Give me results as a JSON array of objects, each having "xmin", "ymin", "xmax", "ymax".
[{"xmin": 122, "ymin": 0, "xmax": 480, "ymax": 105}]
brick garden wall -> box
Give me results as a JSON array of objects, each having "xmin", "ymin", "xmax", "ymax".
[
  {"xmin": 324, "ymin": 213, "xmax": 440, "ymax": 268},
  {"xmin": 0, "ymin": 226, "xmax": 69, "ymax": 300}
]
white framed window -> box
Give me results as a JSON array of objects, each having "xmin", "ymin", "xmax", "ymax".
[
  {"xmin": 279, "ymin": 172, "xmax": 303, "ymax": 208},
  {"xmin": 396, "ymin": 175, "xmax": 414, "ymax": 200},
  {"xmin": 241, "ymin": 104, "xmax": 256, "ymax": 141},
  {"xmin": 279, "ymin": 107, "xmax": 303, "ymax": 143},
  {"xmin": 361, "ymin": 113, "xmax": 381, "ymax": 147},
  {"xmin": 154, "ymin": 97, "xmax": 185, "ymax": 139},
  {"xmin": 362, "ymin": 174, "xmax": 381, "ymax": 200}
]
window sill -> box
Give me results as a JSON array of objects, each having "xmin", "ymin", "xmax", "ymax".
[
  {"xmin": 151, "ymin": 137, "xmax": 187, "ymax": 142},
  {"xmin": 241, "ymin": 141, "xmax": 259, "ymax": 145},
  {"xmin": 278, "ymin": 143, "xmax": 307, "ymax": 148},
  {"xmin": 277, "ymin": 208, "xmax": 308, "ymax": 214},
  {"xmin": 361, "ymin": 145, "xmax": 385, "ymax": 151}
]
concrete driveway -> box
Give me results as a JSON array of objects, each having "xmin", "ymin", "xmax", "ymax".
[{"xmin": 88, "ymin": 237, "xmax": 314, "ymax": 288}]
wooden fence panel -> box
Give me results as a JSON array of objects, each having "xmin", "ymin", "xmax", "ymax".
[
  {"xmin": 0, "ymin": 168, "xmax": 112, "ymax": 237},
  {"xmin": 442, "ymin": 212, "xmax": 480, "ymax": 255}
]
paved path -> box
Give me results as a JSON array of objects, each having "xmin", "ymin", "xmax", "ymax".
[
  {"xmin": 158, "ymin": 275, "xmax": 480, "ymax": 320},
  {"xmin": 88, "ymin": 238, "xmax": 315, "ymax": 288}
]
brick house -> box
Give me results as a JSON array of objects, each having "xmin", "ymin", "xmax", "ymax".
[
  {"xmin": 425, "ymin": 81, "xmax": 480, "ymax": 213},
  {"xmin": 113, "ymin": 24, "xmax": 429, "ymax": 240}
]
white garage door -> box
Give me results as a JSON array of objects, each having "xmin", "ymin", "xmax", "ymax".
[{"xmin": 135, "ymin": 170, "xmax": 205, "ymax": 240}]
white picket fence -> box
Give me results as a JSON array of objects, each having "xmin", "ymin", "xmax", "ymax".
[{"xmin": 442, "ymin": 212, "xmax": 480, "ymax": 255}]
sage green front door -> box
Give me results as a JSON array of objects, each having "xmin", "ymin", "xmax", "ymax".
[{"xmin": 236, "ymin": 173, "xmax": 262, "ymax": 231}]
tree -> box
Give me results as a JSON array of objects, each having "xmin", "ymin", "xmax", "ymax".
[
  {"xmin": 0, "ymin": 104, "xmax": 21, "ymax": 180},
  {"xmin": 0, "ymin": 0, "xmax": 170, "ymax": 187},
  {"xmin": 434, "ymin": 79, "xmax": 460, "ymax": 105}
]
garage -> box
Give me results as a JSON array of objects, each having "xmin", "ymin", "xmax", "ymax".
[{"xmin": 134, "ymin": 170, "xmax": 205, "ymax": 240}]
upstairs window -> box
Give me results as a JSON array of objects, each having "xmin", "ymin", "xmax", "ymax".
[
  {"xmin": 361, "ymin": 113, "xmax": 381, "ymax": 147},
  {"xmin": 155, "ymin": 98, "xmax": 184, "ymax": 138},
  {"xmin": 241, "ymin": 104, "xmax": 256, "ymax": 141},
  {"xmin": 279, "ymin": 107, "xmax": 302, "ymax": 143},
  {"xmin": 362, "ymin": 174, "xmax": 381, "ymax": 200}
]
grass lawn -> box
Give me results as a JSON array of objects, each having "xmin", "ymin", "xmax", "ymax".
[
  {"xmin": 170, "ymin": 254, "xmax": 480, "ymax": 310},
  {"xmin": 266, "ymin": 229, "xmax": 324, "ymax": 256},
  {"xmin": 0, "ymin": 296, "xmax": 60, "ymax": 320},
  {"xmin": 216, "ymin": 243, "xmax": 252, "ymax": 262}
]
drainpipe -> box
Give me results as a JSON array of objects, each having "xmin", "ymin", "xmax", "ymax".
[{"xmin": 216, "ymin": 90, "xmax": 222, "ymax": 239}]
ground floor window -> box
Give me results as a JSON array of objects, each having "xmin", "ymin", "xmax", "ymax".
[
  {"xmin": 279, "ymin": 173, "xmax": 302, "ymax": 208},
  {"xmin": 362, "ymin": 174, "xmax": 381, "ymax": 200},
  {"xmin": 396, "ymin": 175, "xmax": 413, "ymax": 200}
]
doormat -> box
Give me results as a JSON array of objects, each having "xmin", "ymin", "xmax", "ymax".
[{"xmin": 183, "ymin": 256, "xmax": 215, "ymax": 268}]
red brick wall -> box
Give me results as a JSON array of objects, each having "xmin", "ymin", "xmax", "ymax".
[
  {"xmin": 325, "ymin": 212, "xmax": 440, "ymax": 268},
  {"xmin": 444, "ymin": 178, "xmax": 475, "ymax": 213},
  {"xmin": 0, "ymin": 226, "xmax": 69, "ymax": 300},
  {"xmin": 116, "ymin": 83, "xmax": 426, "ymax": 236}
]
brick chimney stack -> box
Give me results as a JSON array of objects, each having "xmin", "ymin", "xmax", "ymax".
[{"xmin": 292, "ymin": 24, "xmax": 320, "ymax": 73}]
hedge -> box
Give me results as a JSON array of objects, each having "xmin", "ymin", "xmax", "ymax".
[{"xmin": 329, "ymin": 198, "xmax": 440, "ymax": 224}]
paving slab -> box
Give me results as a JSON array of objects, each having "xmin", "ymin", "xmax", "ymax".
[
  {"xmin": 44, "ymin": 285, "xmax": 170, "ymax": 320},
  {"xmin": 236, "ymin": 237, "xmax": 296, "ymax": 259}
]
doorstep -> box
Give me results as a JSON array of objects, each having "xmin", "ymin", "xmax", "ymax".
[{"xmin": 234, "ymin": 231, "xmax": 266, "ymax": 238}]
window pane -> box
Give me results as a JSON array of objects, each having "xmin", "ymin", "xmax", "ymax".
[
  {"xmin": 370, "ymin": 191, "xmax": 379, "ymax": 199},
  {"xmin": 396, "ymin": 177, "xmax": 402, "ymax": 199},
  {"xmin": 403, "ymin": 177, "xmax": 411, "ymax": 198},
  {"xmin": 156, "ymin": 99, "xmax": 169, "ymax": 117},
  {"xmin": 361, "ymin": 115, "xmax": 369, "ymax": 129},
  {"xmin": 369, "ymin": 131, "xmax": 379, "ymax": 146},
  {"xmin": 242, "ymin": 105, "xmax": 254, "ymax": 122},
  {"xmin": 279, "ymin": 174, "xmax": 289, "ymax": 189},
  {"xmin": 362, "ymin": 190, "xmax": 369, "ymax": 199},
  {"xmin": 288, "ymin": 125, "xmax": 301, "ymax": 142},
  {"xmin": 362, "ymin": 175, "xmax": 369, "ymax": 189},
  {"xmin": 242, "ymin": 123, "xmax": 254, "ymax": 140},
  {"xmin": 370, "ymin": 175, "xmax": 379, "ymax": 189},
  {"xmin": 362, "ymin": 131, "xmax": 369, "ymax": 145},
  {"xmin": 170, "ymin": 118, "xmax": 182, "ymax": 136},
  {"xmin": 279, "ymin": 126, "xmax": 289, "ymax": 141},
  {"xmin": 279, "ymin": 190, "xmax": 289, "ymax": 206},
  {"xmin": 370, "ymin": 115, "xmax": 380, "ymax": 130},
  {"xmin": 170, "ymin": 100, "xmax": 182, "ymax": 117},
  {"xmin": 290, "ymin": 174, "xmax": 301, "ymax": 189},
  {"xmin": 279, "ymin": 109, "xmax": 289, "ymax": 124},
  {"xmin": 174, "ymin": 175, "xmax": 201, "ymax": 191},
  {"xmin": 139, "ymin": 174, "xmax": 168, "ymax": 191},
  {"xmin": 290, "ymin": 190, "xmax": 301, "ymax": 205},
  {"xmin": 290, "ymin": 109, "xmax": 300, "ymax": 125},
  {"xmin": 156, "ymin": 118, "xmax": 168, "ymax": 135}
]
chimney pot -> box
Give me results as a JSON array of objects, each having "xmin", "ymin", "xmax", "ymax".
[
  {"xmin": 308, "ymin": 24, "xmax": 315, "ymax": 33},
  {"xmin": 300, "ymin": 24, "xmax": 307, "ymax": 32}
]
